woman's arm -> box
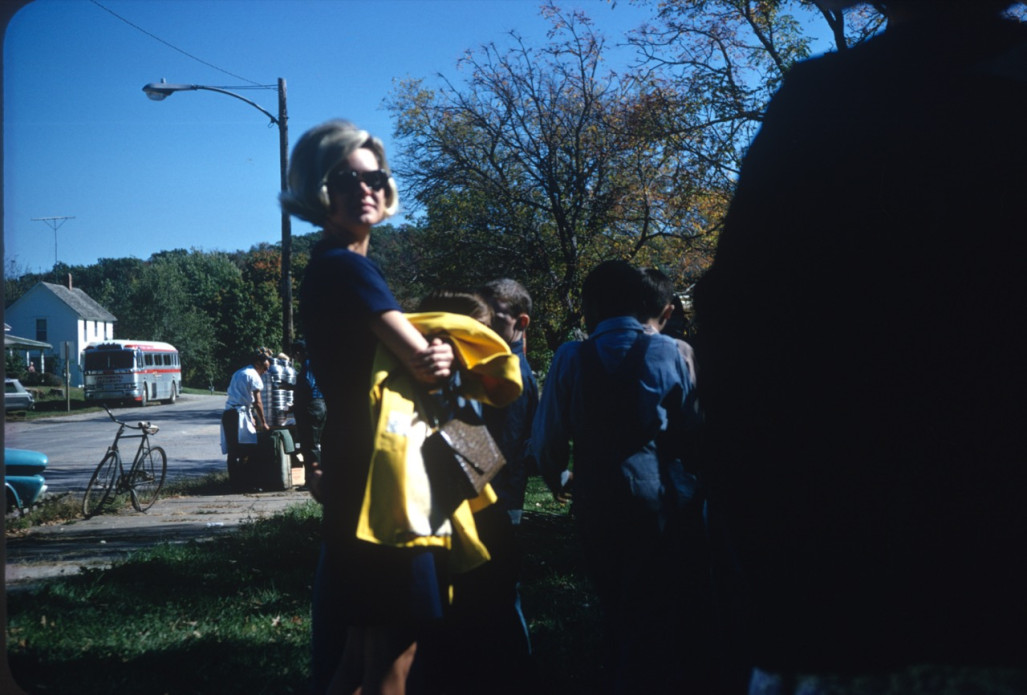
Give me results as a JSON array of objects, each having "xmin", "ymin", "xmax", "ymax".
[{"xmin": 370, "ymin": 310, "xmax": 454, "ymax": 384}]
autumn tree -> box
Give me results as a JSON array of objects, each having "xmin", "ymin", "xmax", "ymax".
[
  {"xmin": 387, "ymin": 4, "xmax": 716, "ymax": 351},
  {"xmin": 626, "ymin": 0, "xmax": 886, "ymax": 190},
  {"xmin": 231, "ymin": 245, "xmax": 284, "ymax": 358}
]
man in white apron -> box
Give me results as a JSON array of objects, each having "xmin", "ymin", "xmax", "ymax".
[{"xmin": 221, "ymin": 352, "xmax": 271, "ymax": 486}]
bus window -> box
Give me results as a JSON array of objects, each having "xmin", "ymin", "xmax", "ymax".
[{"xmin": 83, "ymin": 352, "xmax": 135, "ymax": 371}]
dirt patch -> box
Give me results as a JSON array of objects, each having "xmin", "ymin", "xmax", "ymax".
[{"xmin": 4, "ymin": 488, "xmax": 314, "ymax": 591}]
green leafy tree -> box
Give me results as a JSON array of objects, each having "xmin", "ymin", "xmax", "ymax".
[
  {"xmin": 78, "ymin": 257, "xmax": 148, "ymax": 333},
  {"xmin": 115, "ymin": 252, "xmax": 213, "ymax": 387},
  {"xmin": 366, "ymin": 223, "xmax": 431, "ymax": 311},
  {"xmin": 150, "ymin": 249, "xmax": 251, "ymax": 387},
  {"xmin": 5, "ymin": 242, "xmax": 302, "ymax": 388},
  {"xmin": 388, "ymin": 4, "xmax": 715, "ymax": 351}
]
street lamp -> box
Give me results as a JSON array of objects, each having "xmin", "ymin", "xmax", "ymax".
[{"xmin": 142, "ymin": 78, "xmax": 294, "ymax": 350}]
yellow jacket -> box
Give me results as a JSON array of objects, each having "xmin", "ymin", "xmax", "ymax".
[{"xmin": 356, "ymin": 312, "xmax": 523, "ymax": 573}]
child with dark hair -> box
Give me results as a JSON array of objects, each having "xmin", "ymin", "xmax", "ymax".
[
  {"xmin": 638, "ymin": 268, "xmax": 696, "ymax": 387},
  {"xmin": 476, "ymin": 278, "xmax": 538, "ymax": 524},
  {"xmin": 417, "ymin": 286, "xmax": 539, "ymax": 695},
  {"xmin": 530, "ymin": 260, "xmax": 711, "ymax": 694},
  {"xmin": 416, "ymin": 289, "xmax": 493, "ymax": 325}
]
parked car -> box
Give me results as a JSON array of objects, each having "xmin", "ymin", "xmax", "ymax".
[
  {"xmin": 5, "ymin": 448, "xmax": 48, "ymax": 512},
  {"xmin": 5, "ymin": 378, "xmax": 35, "ymax": 412}
]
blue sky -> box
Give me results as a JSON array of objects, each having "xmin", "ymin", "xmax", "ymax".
[
  {"xmin": 3, "ymin": 0, "xmax": 664, "ymax": 275},
  {"xmin": 2, "ymin": 0, "xmax": 846, "ymax": 277}
]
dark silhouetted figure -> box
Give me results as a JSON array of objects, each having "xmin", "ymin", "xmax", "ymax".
[{"xmin": 695, "ymin": 2, "xmax": 1027, "ymax": 693}]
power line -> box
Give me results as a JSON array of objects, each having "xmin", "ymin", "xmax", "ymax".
[{"xmin": 89, "ymin": 0, "xmax": 265, "ymax": 87}]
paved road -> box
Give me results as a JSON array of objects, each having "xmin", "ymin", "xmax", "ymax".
[
  {"xmin": 4, "ymin": 393, "xmax": 229, "ymax": 493},
  {"xmin": 4, "ymin": 394, "xmax": 315, "ymax": 590}
]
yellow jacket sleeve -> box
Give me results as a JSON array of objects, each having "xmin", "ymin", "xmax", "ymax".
[
  {"xmin": 406, "ymin": 312, "xmax": 524, "ymax": 408},
  {"xmin": 355, "ymin": 312, "xmax": 523, "ymax": 574}
]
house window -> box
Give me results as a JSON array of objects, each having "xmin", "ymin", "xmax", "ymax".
[{"xmin": 35, "ymin": 318, "xmax": 47, "ymax": 342}]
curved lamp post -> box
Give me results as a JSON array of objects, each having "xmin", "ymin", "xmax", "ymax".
[{"xmin": 142, "ymin": 78, "xmax": 294, "ymax": 350}]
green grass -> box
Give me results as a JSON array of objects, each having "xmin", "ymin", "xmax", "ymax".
[
  {"xmin": 7, "ymin": 501, "xmax": 324, "ymax": 694},
  {"xmin": 183, "ymin": 386, "xmax": 225, "ymax": 397},
  {"xmin": 4, "ymin": 493, "xmax": 83, "ymax": 533},
  {"xmin": 4, "ymin": 386, "xmax": 103, "ymax": 420},
  {"xmin": 5, "ymin": 478, "xmax": 604, "ymax": 694},
  {"xmin": 159, "ymin": 470, "xmax": 235, "ymax": 497}
]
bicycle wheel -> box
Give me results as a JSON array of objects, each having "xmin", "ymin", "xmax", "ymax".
[
  {"xmin": 128, "ymin": 445, "xmax": 167, "ymax": 512},
  {"xmin": 82, "ymin": 451, "xmax": 120, "ymax": 518}
]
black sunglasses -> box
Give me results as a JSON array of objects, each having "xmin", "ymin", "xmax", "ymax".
[{"xmin": 328, "ymin": 168, "xmax": 389, "ymax": 192}]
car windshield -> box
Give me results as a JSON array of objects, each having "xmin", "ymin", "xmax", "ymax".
[{"xmin": 6, "ymin": 382, "xmax": 18, "ymax": 393}]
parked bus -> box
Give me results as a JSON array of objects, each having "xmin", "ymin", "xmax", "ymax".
[{"xmin": 82, "ymin": 340, "xmax": 182, "ymax": 406}]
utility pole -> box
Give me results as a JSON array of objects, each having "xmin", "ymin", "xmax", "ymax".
[
  {"xmin": 31, "ymin": 216, "xmax": 75, "ymax": 282},
  {"xmin": 142, "ymin": 77, "xmax": 293, "ymax": 350},
  {"xmin": 277, "ymin": 77, "xmax": 293, "ymax": 350}
]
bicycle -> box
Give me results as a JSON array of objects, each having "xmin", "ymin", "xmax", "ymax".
[{"xmin": 82, "ymin": 406, "xmax": 168, "ymax": 517}]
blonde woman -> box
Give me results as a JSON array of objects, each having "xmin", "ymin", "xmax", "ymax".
[{"xmin": 282, "ymin": 120, "xmax": 454, "ymax": 695}]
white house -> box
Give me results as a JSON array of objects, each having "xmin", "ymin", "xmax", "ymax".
[{"xmin": 4, "ymin": 279, "xmax": 116, "ymax": 386}]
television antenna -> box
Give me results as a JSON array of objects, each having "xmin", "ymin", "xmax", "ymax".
[{"xmin": 31, "ymin": 216, "xmax": 75, "ymax": 282}]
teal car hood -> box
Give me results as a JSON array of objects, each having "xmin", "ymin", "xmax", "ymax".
[
  {"xmin": 5, "ymin": 448, "xmax": 49, "ymax": 509},
  {"xmin": 5, "ymin": 448, "xmax": 48, "ymax": 476}
]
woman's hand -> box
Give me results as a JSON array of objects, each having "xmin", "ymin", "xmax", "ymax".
[
  {"xmin": 371, "ymin": 311, "xmax": 457, "ymax": 385},
  {"xmin": 409, "ymin": 337, "xmax": 454, "ymax": 384}
]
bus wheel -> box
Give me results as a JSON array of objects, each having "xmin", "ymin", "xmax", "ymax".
[
  {"xmin": 166, "ymin": 383, "xmax": 178, "ymax": 405},
  {"xmin": 141, "ymin": 388, "xmax": 148, "ymax": 407}
]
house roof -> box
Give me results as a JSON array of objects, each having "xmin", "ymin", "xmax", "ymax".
[
  {"xmin": 4, "ymin": 323, "xmax": 53, "ymax": 349},
  {"xmin": 39, "ymin": 282, "xmax": 117, "ymax": 322},
  {"xmin": 4, "ymin": 333, "xmax": 53, "ymax": 350}
]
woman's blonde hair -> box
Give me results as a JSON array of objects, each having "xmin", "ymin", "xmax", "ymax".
[{"xmin": 279, "ymin": 119, "xmax": 399, "ymax": 226}]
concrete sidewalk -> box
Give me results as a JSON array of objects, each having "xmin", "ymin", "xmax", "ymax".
[{"xmin": 4, "ymin": 487, "xmax": 314, "ymax": 591}]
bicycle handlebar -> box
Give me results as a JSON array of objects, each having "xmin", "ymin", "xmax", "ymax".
[{"xmin": 102, "ymin": 405, "xmax": 159, "ymax": 434}]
